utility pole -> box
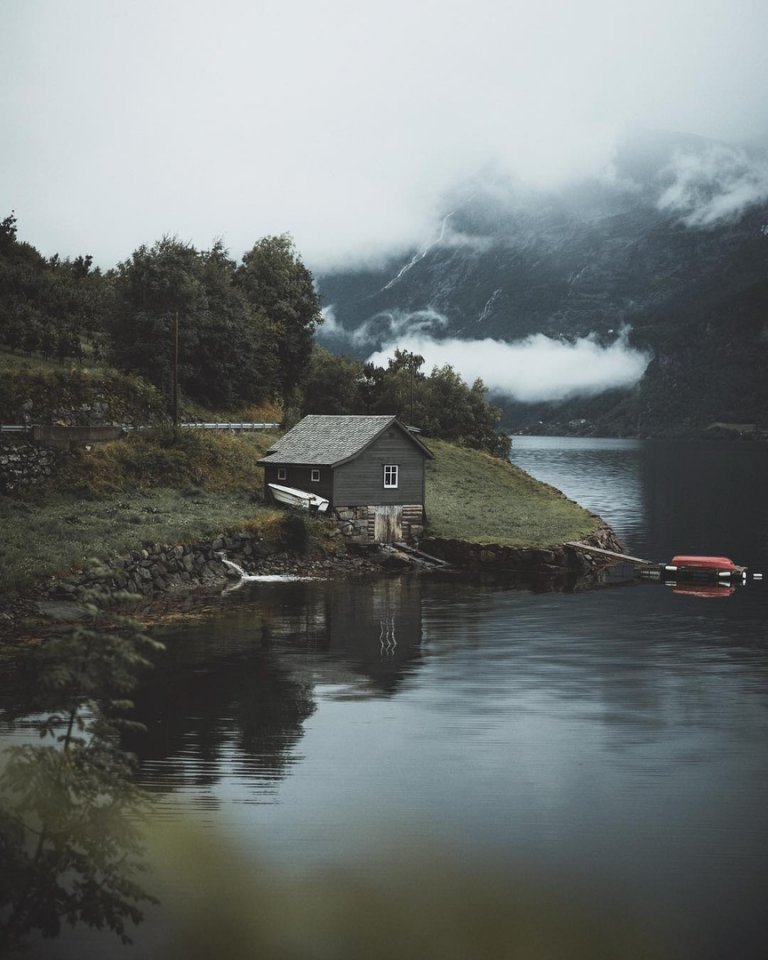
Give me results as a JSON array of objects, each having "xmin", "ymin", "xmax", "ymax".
[{"xmin": 172, "ymin": 311, "xmax": 179, "ymax": 439}]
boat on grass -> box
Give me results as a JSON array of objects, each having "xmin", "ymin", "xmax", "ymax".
[{"xmin": 268, "ymin": 483, "xmax": 329, "ymax": 513}]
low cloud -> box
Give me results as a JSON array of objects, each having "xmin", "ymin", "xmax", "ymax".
[
  {"xmin": 367, "ymin": 329, "xmax": 650, "ymax": 403},
  {"xmin": 657, "ymin": 145, "xmax": 768, "ymax": 226},
  {"xmin": 319, "ymin": 305, "xmax": 343, "ymax": 336},
  {"xmin": 350, "ymin": 308, "xmax": 448, "ymax": 348}
]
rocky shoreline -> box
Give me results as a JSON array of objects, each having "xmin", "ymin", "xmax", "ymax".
[{"xmin": 0, "ymin": 520, "xmax": 624, "ymax": 647}]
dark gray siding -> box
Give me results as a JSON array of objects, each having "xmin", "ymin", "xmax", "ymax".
[
  {"xmin": 263, "ymin": 463, "xmax": 333, "ymax": 502},
  {"xmin": 333, "ymin": 429, "xmax": 426, "ymax": 506}
]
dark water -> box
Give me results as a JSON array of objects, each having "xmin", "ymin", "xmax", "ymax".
[
  {"xmin": 510, "ymin": 435, "xmax": 768, "ymax": 569},
  {"xmin": 3, "ymin": 438, "xmax": 768, "ymax": 957}
]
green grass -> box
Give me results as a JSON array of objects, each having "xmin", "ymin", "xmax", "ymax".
[
  {"xmin": 0, "ymin": 431, "xmax": 600, "ymax": 599},
  {"xmin": 52, "ymin": 427, "xmax": 279, "ymax": 495},
  {"xmin": 425, "ymin": 438, "xmax": 599, "ymax": 547},
  {"xmin": 0, "ymin": 428, "xmax": 290, "ymax": 597},
  {"xmin": 0, "ymin": 489, "xmax": 287, "ymax": 597}
]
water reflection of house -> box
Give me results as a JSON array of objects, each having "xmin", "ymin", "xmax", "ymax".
[{"xmin": 264, "ymin": 577, "xmax": 424, "ymax": 696}]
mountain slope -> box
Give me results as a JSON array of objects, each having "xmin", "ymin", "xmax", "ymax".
[{"xmin": 317, "ymin": 133, "xmax": 768, "ymax": 436}]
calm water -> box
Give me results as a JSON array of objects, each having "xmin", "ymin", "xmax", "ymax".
[{"xmin": 3, "ymin": 437, "xmax": 768, "ymax": 957}]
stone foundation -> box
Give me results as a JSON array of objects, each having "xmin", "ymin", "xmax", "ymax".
[{"xmin": 333, "ymin": 504, "xmax": 424, "ymax": 544}]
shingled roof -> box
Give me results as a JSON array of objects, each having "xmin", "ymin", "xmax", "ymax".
[{"xmin": 258, "ymin": 415, "xmax": 432, "ymax": 466}]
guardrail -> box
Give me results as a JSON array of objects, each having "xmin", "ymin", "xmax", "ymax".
[
  {"xmin": 1, "ymin": 422, "xmax": 280, "ymax": 433},
  {"xmin": 181, "ymin": 422, "xmax": 280, "ymax": 431}
]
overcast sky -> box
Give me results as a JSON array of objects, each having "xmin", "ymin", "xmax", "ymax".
[{"xmin": 3, "ymin": 0, "xmax": 768, "ymax": 273}]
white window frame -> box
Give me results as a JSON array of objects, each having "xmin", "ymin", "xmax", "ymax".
[
  {"xmin": 383, "ymin": 464, "xmax": 399, "ymax": 488},
  {"xmin": 310, "ymin": 469, "xmax": 320, "ymax": 483},
  {"xmin": 277, "ymin": 468, "xmax": 287, "ymax": 481}
]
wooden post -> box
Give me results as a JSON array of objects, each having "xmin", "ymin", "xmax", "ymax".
[{"xmin": 172, "ymin": 311, "xmax": 179, "ymax": 439}]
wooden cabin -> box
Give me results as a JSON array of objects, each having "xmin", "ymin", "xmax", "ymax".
[{"xmin": 258, "ymin": 415, "xmax": 433, "ymax": 543}]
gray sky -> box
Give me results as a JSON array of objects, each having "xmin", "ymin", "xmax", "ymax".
[{"xmin": 3, "ymin": 0, "xmax": 768, "ymax": 273}]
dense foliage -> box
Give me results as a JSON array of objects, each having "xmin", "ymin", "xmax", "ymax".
[
  {"xmin": 0, "ymin": 216, "xmax": 321, "ymax": 410},
  {"xmin": 303, "ymin": 347, "xmax": 511, "ymax": 457},
  {"xmin": 0, "ymin": 212, "xmax": 108, "ymax": 362},
  {"xmin": 109, "ymin": 235, "xmax": 320, "ymax": 408},
  {"xmin": 1, "ymin": 215, "xmax": 509, "ymax": 455},
  {"xmin": 0, "ymin": 605, "xmax": 162, "ymax": 949}
]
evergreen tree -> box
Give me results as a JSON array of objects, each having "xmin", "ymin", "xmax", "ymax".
[
  {"xmin": 236, "ymin": 235, "xmax": 322, "ymax": 400},
  {"xmin": 0, "ymin": 212, "xmax": 106, "ymax": 361}
]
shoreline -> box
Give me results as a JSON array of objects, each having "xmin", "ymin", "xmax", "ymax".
[{"xmin": 0, "ymin": 520, "xmax": 624, "ymax": 649}]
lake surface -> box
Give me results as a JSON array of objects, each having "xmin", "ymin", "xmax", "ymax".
[{"xmin": 3, "ymin": 437, "xmax": 768, "ymax": 957}]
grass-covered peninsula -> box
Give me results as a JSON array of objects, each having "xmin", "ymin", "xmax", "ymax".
[
  {"xmin": 425, "ymin": 439, "xmax": 598, "ymax": 546},
  {"xmin": 0, "ymin": 426, "xmax": 599, "ymax": 602}
]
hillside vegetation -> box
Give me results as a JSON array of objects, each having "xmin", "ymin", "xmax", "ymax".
[
  {"xmin": 0, "ymin": 429, "xmax": 283, "ymax": 598},
  {"xmin": 1, "ymin": 211, "xmax": 509, "ymax": 457}
]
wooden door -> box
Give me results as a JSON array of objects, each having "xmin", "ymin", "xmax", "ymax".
[{"xmin": 373, "ymin": 505, "xmax": 403, "ymax": 542}]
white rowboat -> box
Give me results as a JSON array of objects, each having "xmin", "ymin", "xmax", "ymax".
[{"xmin": 268, "ymin": 483, "xmax": 329, "ymax": 513}]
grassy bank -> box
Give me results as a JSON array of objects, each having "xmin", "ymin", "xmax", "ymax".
[
  {"xmin": 0, "ymin": 429, "xmax": 599, "ymax": 600},
  {"xmin": 425, "ymin": 439, "xmax": 599, "ymax": 545},
  {"xmin": 0, "ymin": 429, "xmax": 284, "ymax": 598}
]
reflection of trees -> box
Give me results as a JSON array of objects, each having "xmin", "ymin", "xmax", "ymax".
[
  {"xmin": 126, "ymin": 578, "xmax": 425, "ymax": 794},
  {"xmin": 0, "ymin": 609, "xmax": 161, "ymax": 951},
  {"xmin": 123, "ymin": 643, "xmax": 316, "ymax": 792}
]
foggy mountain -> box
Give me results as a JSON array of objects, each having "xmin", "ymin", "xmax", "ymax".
[{"xmin": 317, "ymin": 132, "xmax": 768, "ymax": 436}]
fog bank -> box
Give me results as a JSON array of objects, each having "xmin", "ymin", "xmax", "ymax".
[{"xmin": 367, "ymin": 329, "xmax": 650, "ymax": 403}]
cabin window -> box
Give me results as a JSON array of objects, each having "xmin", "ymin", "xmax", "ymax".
[
  {"xmin": 311, "ymin": 469, "xmax": 320, "ymax": 483},
  {"xmin": 277, "ymin": 468, "xmax": 287, "ymax": 481},
  {"xmin": 383, "ymin": 464, "xmax": 399, "ymax": 488}
]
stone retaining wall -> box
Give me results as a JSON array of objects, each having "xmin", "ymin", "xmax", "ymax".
[
  {"xmin": 34, "ymin": 514, "xmax": 625, "ymax": 610},
  {"xmin": 44, "ymin": 527, "xmax": 379, "ymax": 607},
  {"xmin": 0, "ymin": 436, "xmax": 61, "ymax": 494},
  {"xmin": 48, "ymin": 531, "xmax": 280, "ymax": 605}
]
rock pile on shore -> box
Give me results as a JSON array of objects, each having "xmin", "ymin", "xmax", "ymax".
[{"xmin": 46, "ymin": 530, "xmax": 381, "ymax": 607}]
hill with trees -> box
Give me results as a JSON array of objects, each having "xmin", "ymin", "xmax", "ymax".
[{"xmin": 0, "ymin": 215, "xmax": 508, "ymax": 456}]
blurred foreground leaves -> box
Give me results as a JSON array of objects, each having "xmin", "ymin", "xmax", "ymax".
[{"xmin": 0, "ymin": 597, "xmax": 163, "ymax": 950}]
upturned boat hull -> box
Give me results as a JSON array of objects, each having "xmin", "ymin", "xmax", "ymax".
[{"xmin": 663, "ymin": 555, "xmax": 746, "ymax": 580}]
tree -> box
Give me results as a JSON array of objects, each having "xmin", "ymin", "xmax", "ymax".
[
  {"xmin": 301, "ymin": 346, "xmax": 364, "ymax": 415},
  {"xmin": 109, "ymin": 237, "xmax": 277, "ymax": 409},
  {"xmin": 0, "ymin": 212, "xmax": 107, "ymax": 361},
  {"xmin": 187, "ymin": 242, "xmax": 278, "ymax": 407},
  {"xmin": 109, "ymin": 237, "xmax": 206, "ymax": 395},
  {"xmin": 236, "ymin": 235, "xmax": 322, "ymax": 400},
  {"xmin": 349, "ymin": 348, "xmax": 510, "ymax": 457}
]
